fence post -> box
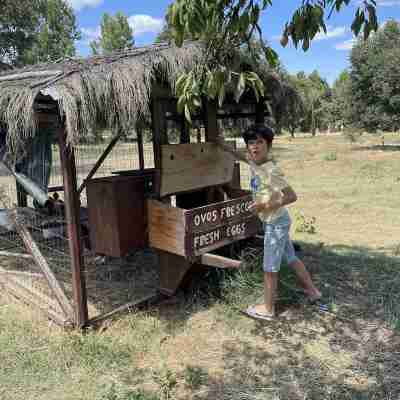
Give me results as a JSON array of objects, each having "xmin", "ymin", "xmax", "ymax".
[{"xmin": 58, "ymin": 125, "xmax": 88, "ymax": 328}]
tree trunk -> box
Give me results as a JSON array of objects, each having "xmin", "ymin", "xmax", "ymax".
[{"xmin": 311, "ymin": 103, "xmax": 316, "ymax": 136}]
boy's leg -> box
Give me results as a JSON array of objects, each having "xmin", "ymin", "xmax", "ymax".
[
  {"xmin": 252, "ymin": 272, "xmax": 278, "ymax": 316},
  {"xmin": 284, "ymin": 236, "xmax": 321, "ymax": 300},
  {"xmin": 289, "ymin": 258, "xmax": 321, "ymax": 300},
  {"xmin": 264, "ymin": 272, "xmax": 278, "ymax": 314}
]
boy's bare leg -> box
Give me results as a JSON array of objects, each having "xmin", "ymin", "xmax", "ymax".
[
  {"xmin": 254, "ymin": 272, "xmax": 278, "ymax": 315},
  {"xmin": 290, "ymin": 259, "xmax": 321, "ymax": 300}
]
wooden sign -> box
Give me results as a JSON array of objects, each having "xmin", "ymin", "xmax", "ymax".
[
  {"xmin": 159, "ymin": 143, "xmax": 235, "ymax": 196},
  {"xmin": 185, "ymin": 195, "xmax": 260, "ymax": 258},
  {"xmin": 148, "ymin": 194, "xmax": 260, "ymax": 260}
]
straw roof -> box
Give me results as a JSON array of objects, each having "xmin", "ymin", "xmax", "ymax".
[
  {"xmin": 0, "ymin": 42, "xmax": 204, "ymax": 152},
  {"xmin": 0, "ymin": 41, "xmax": 283, "ymax": 156}
]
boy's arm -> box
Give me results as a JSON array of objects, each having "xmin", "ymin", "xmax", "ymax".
[
  {"xmin": 215, "ymin": 137, "xmax": 249, "ymax": 164},
  {"xmin": 250, "ymin": 186, "xmax": 297, "ymax": 214}
]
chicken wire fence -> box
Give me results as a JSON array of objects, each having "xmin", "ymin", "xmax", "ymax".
[{"xmin": 0, "ymin": 132, "xmax": 250, "ymax": 325}]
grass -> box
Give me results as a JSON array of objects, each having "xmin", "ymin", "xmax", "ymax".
[{"xmin": 1, "ymin": 132, "xmax": 400, "ymax": 399}]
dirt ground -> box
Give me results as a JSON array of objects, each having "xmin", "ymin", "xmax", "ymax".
[{"xmin": 1, "ymin": 133, "xmax": 400, "ymax": 400}]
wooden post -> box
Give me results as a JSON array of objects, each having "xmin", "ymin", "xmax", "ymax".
[
  {"xmin": 137, "ymin": 127, "xmax": 145, "ymax": 170},
  {"xmin": 16, "ymin": 182, "xmax": 28, "ymax": 207},
  {"xmin": 255, "ymin": 99, "xmax": 265, "ymax": 124},
  {"xmin": 78, "ymin": 132, "xmax": 121, "ymax": 195},
  {"xmin": 204, "ymin": 100, "xmax": 219, "ymax": 142},
  {"xmin": 14, "ymin": 222, "xmax": 74, "ymax": 319},
  {"xmin": 204, "ymin": 100, "xmax": 224, "ymax": 203},
  {"xmin": 58, "ymin": 126, "xmax": 88, "ymax": 328}
]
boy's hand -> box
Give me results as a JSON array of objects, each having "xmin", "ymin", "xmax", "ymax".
[{"xmin": 249, "ymin": 202, "xmax": 266, "ymax": 214}]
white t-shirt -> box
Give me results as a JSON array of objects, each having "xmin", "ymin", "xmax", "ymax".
[{"xmin": 249, "ymin": 159, "xmax": 290, "ymax": 223}]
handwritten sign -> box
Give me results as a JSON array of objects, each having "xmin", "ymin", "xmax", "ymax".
[{"xmin": 184, "ymin": 195, "xmax": 260, "ymax": 257}]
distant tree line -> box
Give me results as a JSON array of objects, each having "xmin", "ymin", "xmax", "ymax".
[{"xmin": 1, "ymin": 1, "xmax": 397, "ymax": 135}]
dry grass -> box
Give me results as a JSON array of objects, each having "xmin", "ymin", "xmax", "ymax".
[{"xmin": 1, "ymin": 133, "xmax": 400, "ymax": 400}]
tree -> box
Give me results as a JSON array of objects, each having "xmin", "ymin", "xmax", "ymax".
[
  {"xmin": 0, "ymin": 0, "xmax": 80, "ymax": 66},
  {"xmin": 90, "ymin": 12, "xmax": 134, "ymax": 55},
  {"xmin": 287, "ymin": 71, "xmax": 330, "ymax": 135},
  {"xmin": 0, "ymin": 0, "xmax": 41, "ymax": 65},
  {"xmin": 166, "ymin": 0, "xmax": 378, "ymax": 121},
  {"xmin": 349, "ymin": 20, "xmax": 400, "ymax": 132},
  {"xmin": 322, "ymin": 70, "xmax": 351, "ymax": 131},
  {"xmin": 23, "ymin": 0, "xmax": 80, "ymax": 65}
]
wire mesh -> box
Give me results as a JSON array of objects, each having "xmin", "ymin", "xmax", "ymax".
[{"xmin": 0, "ymin": 133, "xmax": 251, "ymax": 323}]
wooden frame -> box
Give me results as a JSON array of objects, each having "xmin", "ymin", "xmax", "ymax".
[{"xmin": 0, "ymin": 77, "xmax": 268, "ymax": 329}]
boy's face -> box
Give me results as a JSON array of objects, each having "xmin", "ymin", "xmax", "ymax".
[{"xmin": 247, "ymin": 136, "xmax": 269, "ymax": 163}]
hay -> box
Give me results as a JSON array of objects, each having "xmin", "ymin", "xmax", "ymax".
[
  {"xmin": 0, "ymin": 42, "xmax": 204, "ymax": 154},
  {"xmin": 0, "ymin": 41, "xmax": 286, "ymax": 159}
]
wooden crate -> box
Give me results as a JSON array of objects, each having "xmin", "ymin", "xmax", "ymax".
[
  {"xmin": 148, "ymin": 189, "xmax": 259, "ymax": 259},
  {"xmin": 87, "ymin": 175, "xmax": 148, "ymax": 257}
]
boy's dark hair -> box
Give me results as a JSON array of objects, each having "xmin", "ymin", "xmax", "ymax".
[{"xmin": 242, "ymin": 124, "xmax": 274, "ymax": 146}]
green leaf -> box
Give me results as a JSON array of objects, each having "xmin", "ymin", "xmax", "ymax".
[{"xmin": 184, "ymin": 104, "xmax": 192, "ymax": 124}]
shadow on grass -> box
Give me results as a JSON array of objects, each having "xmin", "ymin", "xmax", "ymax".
[{"xmin": 156, "ymin": 241, "xmax": 400, "ymax": 399}]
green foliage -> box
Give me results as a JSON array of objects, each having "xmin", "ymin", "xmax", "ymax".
[
  {"xmin": 349, "ymin": 20, "xmax": 400, "ymax": 132},
  {"xmin": 294, "ymin": 211, "xmax": 317, "ymax": 234},
  {"xmin": 152, "ymin": 368, "xmax": 177, "ymax": 400},
  {"xmin": 91, "ymin": 12, "xmax": 134, "ymax": 55},
  {"xmin": 24, "ymin": 0, "xmax": 80, "ymax": 64},
  {"xmin": 285, "ymin": 70, "xmax": 330, "ymax": 135},
  {"xmin": 97, "ymin": 383, "xmax": 160, "ymax": 400},
  {"xmin": 167, "ymin": 0, "xmax": 377, "ymax": 123},
  {"xmin": 281, "ymin": 0, "xmax": 378, "ymax": 51},
  {"xmin": 322, "ymin": 151, "xmax": 337, "ymax": 161},
  {"xmin": 321, "ymin": 69, "xmax": 351, "ymax": 130},
  {"xmin": 183, "ymin": 365, "xmax": 208, "ymax": 389},
  {"xmin": 0, "ymin": 0, "xmax": 80, "ymax": 66}
]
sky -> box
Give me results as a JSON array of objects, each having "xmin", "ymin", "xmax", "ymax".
[{"xmin": 70, "ymin": 0, "xmax": 400, "ymax": 85}]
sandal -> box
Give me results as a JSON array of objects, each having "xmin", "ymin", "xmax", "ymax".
[
  {"xmin": 304, "ymin": 296, "xmax": 329, "ymax": 312},
  {"xmin": 243, "ymin": 306, "xmax": 275, "ymax": 321}
]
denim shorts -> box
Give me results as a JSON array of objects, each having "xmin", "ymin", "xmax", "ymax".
[{"xmin": 263, "ymin": 211, "xmax": 299, "ymax": 273}]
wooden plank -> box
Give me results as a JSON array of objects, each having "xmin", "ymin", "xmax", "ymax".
[
  {"xmin": 147, "ymin": 200, "xmax": 186, "ymax": 256},
  {"xmin": 200, "ymin": 253, "xmax": 241, "ymax": 269},
  {"xmin": 88, "ymin": 292, "xmax": 158, "ymax": 325},
  {"xmin": 184, "ymin": 194, "xmax": 253, "ymax": 234},
  {"xmin": 0, "ymin": 250, "xmax": 33, "ymax": 259},
  {"xmin": 78, "ymin": 132, "xmax": 121, "ymax": 195},
  {"xmin": 157, "ymin": 250, "xmax": 192, "ymax": 295},
  {"xmin": 0, "ymin": 267, "xmax": 64, "ymax": 313},
  {"xmin": 186, "ymin": 216, "xmax": 259, "ymax": 258},
  {"xmin": 14, "ymin": 221, "xmax": 74, "ymax": 319},
  {"xmin": 0, "ymin": 270, "xmax": 42, "ymax": 278},
  {"xmin": 58, "ymin": 127, "xmax": 88, "ymax": 328},
  {"xmin": 0, "ymin": 275, "xmax": 71, "ymax": 327},
  {"xmin": 159, "ymin": 143, "xmax": 235, "ymax": 196},
  {"xmin": 87, "ymin": 176, "xmax": 147, "ymax": 257}
]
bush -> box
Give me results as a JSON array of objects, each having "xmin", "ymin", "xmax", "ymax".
[{"xmin": 322, "ymin": 152, "xmax": 337, "ymax": 161}]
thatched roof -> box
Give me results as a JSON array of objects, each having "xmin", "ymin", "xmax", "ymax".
[
  {"xmin": 0, "ymin": 42, "xmax": 203, "ymax": 152},
  {"xmin": 0, "ymin": 41, "xmax": 283, "ymax": 155}
]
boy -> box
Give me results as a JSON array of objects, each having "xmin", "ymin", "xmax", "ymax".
[{"xmin": 217, "ymin": 124, "xmax": 321, "ymax": 320}]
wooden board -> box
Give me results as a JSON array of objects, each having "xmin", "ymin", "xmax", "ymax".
[
  {"xmin": 148, "ymin": 194, "xmax": 259, "ymax": 259},
  {"xmin": 147, "ymin": 200, "xmax": 186, "ymax": 256},
  {"xmin": 87, "ymin": 175, "xmax": 147, "ymax": 257},
  {"xmin": 186, "ymin": 216, "xmax": 259, "ymax": 257},
  {"xmin": 159, "ymin": 143, "xmax": 235, "ymax": 197}
]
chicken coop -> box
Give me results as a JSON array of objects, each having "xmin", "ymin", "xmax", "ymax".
[{"xmin": 0, "ymin": 41, "xmax": 284, "ymax": 328}]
